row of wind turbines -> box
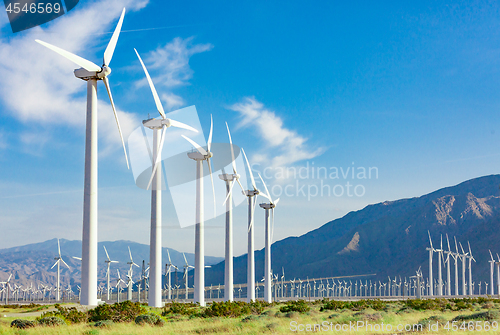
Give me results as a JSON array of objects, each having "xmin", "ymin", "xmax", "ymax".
[{"xmin": 34, "ymin": 6, "xmax": 282, "ymax": 307}]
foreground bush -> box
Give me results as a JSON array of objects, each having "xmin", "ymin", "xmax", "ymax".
[
  {"xmin": 202, "ymin": 301, "xmax": 268, "ymax": 318},
  {"xmin": 39, "ymin": 304, "xmax": 88, "ymax": 323},
  {"xmin": 280, "ymin": 300, "xmax": 310, "ymax": 313},
  {"xmin": 162, "ymin": 302, "xmax": 199, "ymax": 316},
  {"xmin": 38, "ymin": 316, "xmax": 66, "ymax": 326},
  {"xmin": 88, "ymin": 301, "xmax": 146, "ymax": 323},
  {"xmin": 320, "ymin": 299, "xmax": 386, "ymax": 312},
  {"xmin": 404, "ymin": 298, "xmax": 473, "ymax": 311},
  {"xmin": 93, "ymin": 320, "xmax": 114, "ymax": 327},
  {"xmin": 10, "ymin": 319, "xmax": 37, "ymax": 329},
  {"xmin": 453, "ymin": 310, "xmax": 500, "ymax": 322},
  {"xmin": 135, "ymin": 313, "xmax": 165, "ymax": 326}
]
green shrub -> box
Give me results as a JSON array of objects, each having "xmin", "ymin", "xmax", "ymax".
[
  {"xmin": 93, "ymin": 320, "xmax": 113, "ymax": 327},
  {"xmin": 453, "ymin": 310, "xmax": 500, "ymax": 322},
  {"xmin": 162, "ymin": 302, "xmax": 198, "ymax": 316},
  {"xmin": 280, "ymin": 300, "xmax": 310, "ymax": 313},
  {"xmin": 10, "ymin": 319, "xmax": 37, "ymax": 329},
  {"xmin": 418, "ymin": 315, "xmax": 447, "ymax": 328},
  {"xmin": 320, "ymin": 299, "xmax": 386, "ymax": 312},
  {"xmin": 202, "ymin": 300, "xmax": 268, "ymax": 318},
  {"xmin": 39, "ymin": 304, "xmax": 87, "ymax": 323},
  {"xmin": 135, "ymin": 313, "xmax": 165, "ymax": 326},
  {"xmin": 38, "ymin": 316, "xmax": 66, "ymax": 326},
  {"xmin": 88, "ymin": 301, "xmax": 146, "ymax": 323}
]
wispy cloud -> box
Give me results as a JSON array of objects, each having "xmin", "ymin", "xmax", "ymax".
[
  {"xmin": 135, "ymin": 37, "xmax": 213, "ymax": 111},
  {"xmin": 228, "ymin": 97, "xmax": 325, "ymax": 169},
  {"xmin": 0, "ymin": 0, "xmax": 149, "ymax": 157}
]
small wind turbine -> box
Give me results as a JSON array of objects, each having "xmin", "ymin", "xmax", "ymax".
[
  {"xmin": 453, "ymin": 236, "xmax": 460, "ymax": 296},
  {"xmin": 35, "ymin": 9, "xmax": 129, "ymax": 306},
  {"xmin": 241, "ymin": 148, "xmax": 260, "ymax": 302},
  {"xmin": 426, "ymin": 231, "xmax": 435, "ymax": 296},
  {"xmin": 51, "ymin": 239, "xmax": 70, "ymax": 301},
  {"xmin": 0, "ymin": 274, "xmax": 12, "ymax": 304},
  {"xmin": 467, "ymin": 241, "xmax": 475, "ymax": 295},
  {"xmin": 165, "ymin": 250, "xmax": 178, "ymax": 301},
  {"xmin": 258, "ymin": 173, "xmax": 280, "ymax": 303},
  {"xmin": 444, "ymin": 234, "xmax": 452, "ymax": 296},
  {"xmin": 134, "ymin": 49, "xmax": 198, "ymax": 307},
  {"xmin": 182, "ymin": 253, "xmax": 194, "ymax": 300},
  {"xmin": 219, "ymin": 123, "xmax": 246, "ymax": 302},
  {"xmin": 103, "ymin": 245, "xmax": 118, "ymax": 301},
  {"xmin": 115, "ymin": 269, "xmax": 125, "ymax": 303},
  {"xmin": 459, "ymin": 242, "xmax": 468, "ymax": 295},
  {"xmin": 181, "ymin": 117, "xmax": 216, "ymax": 307},
  {"xmin": 126, "ymin": 247, "xmax": 139, "ymax": 301}
]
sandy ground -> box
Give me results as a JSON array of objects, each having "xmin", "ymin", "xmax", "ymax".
[{"xmin": 0, "ymin": 303, "xmax": 90, "ymax": 318}]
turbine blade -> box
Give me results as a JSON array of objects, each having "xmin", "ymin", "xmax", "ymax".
[
  {"xmin": 51, "ymin": 260, "xmax": 59, "ymax": 269},
  {"xmin": 446, "ymin": 234, "xmax": 451, "ymax": 252},
  {"xmin": 226, "ymin": 122, "xmax": 237, "ymax": 174},
  {"xmin": 103, "ymin": 245, "xmax": 110, "ymax": 261},
  {"xmin": 207, "ymin": 115, "xmax": 213, "ymax": 151},
  {"xmin": 428, "ymin": 231, "xmax": 434, "ymax": 250},
  {"xmin": 468, "ymin": 241, "xmax": 472, "ymax": 257},
  {"xmin": 167, "ymin": 249, "xmax": 172, "ymax": 264},
  {"xmin": 72, "ymin": 256, "xmax": 82, "ymax": 261},
  {"xmin": 134, "ymin": 48, "xmax": 166, "ymax": 119},
  {"xmin": 35, "ymin": 39, "xmax": 101, "ymax": 72},
  {"xmin": 274, "ymin": 198, "xmax": 280, "ymax": 206},
  {"xmin": 207, "ymin": 158, "xmax": 217, "ymax": 217},
  {"xmin": 183, "ymin": 253, "xmax": 188, "ymax": 266},
  {"xmin": 258, "ymin": 173, "xmax": 272, "ymax": 201},
  {"xmin": 169, "ymin": 119, "xmax": 198, "ymax": 132},
  {"xmin": 103, "ymin": 76, "xmax": 129, "ymax": 169},
  {"xmin": 454, "ymin": 236, "xmax": 459, "ymax": 253},
  {"xmin": 181, "ymin": 135, "xmax": 207, "ymax": 156},
  {"xmin": 111, "ymin": 261, "xmax": 119, "ymax": 263},
  {"xmin": 222, "ymin": 180, "xmax": 236, "ymax": 206},
  {"xmin": 236, "ymin": 178, "xmax": 245, "ymax": 193},
  {"xmin": 271, "ymin": 208, "xmax": 275, "ymax": 243},
  {"xmin": 241, "ymin": 148, "xmax": 257, "ymax": 190},
  {"xmin": 490, "ymin": 250, "xmax": 494, "ymax": 261},
  {"xmin": 128, "ymin": 246, "xmax": 133, "ymax": 262},
  {"xmin": 103, "ymin": 8, "xmax": 126, "ymax": 66},
  {"xmin": 146, "ymin": 125, "xmax": 167, "ymax": 190},
  {"xmin": 57, "ymin": 239, "xmax": 61, "ymax": 257},
  {"xmin": 61, "ymin": 259, "xmax": 70, "ymax": 269}
]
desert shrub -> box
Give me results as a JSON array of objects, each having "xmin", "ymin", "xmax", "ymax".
[
  {"xmin": 418, "ymin": 315, "xmax": 447, "ymax": 328},
  {"xmin": 202, "ymin": 300, "xmax": 268, "ymax": 318},
  {"xmin": 39, "ymin": 304, "xmax": 87, "ymax": 323},
  {"xmin": 38, "ymin": 316, "xmax": 66, "ymax": 326},
  {"xmin": 453, "ymin": 310, "xmax": 500, "ymax": 322},
  {"xmin": 162, "ymin": 302, "xmax": 198, "ymax": 316},
  {"xmin": 93, "ymin": 320, "xmax": 113, "ymax": 327},
  {"xmin": 280, "ymin": 300, "xmax": 310, "ymax": 313},
  {"xmin": 10, "ymin": 319, "xmax": 37, "ymax": 329},
  {"xmin": 88, "ymin": 301, "xmax": 146, "ymax": 323},
  {"xmin": 320, "ymin": 299, "xmax": 386, "ymax": 312},
  {"xmin": 135, "ymin": 313, "xmax": 165, "ymax": 326}
]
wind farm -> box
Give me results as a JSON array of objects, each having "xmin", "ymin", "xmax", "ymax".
[{"xmin": 2, "ymin": 1, "xmax": 500, "ymax": 334}]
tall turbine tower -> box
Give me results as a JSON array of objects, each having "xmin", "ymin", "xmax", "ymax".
[
  {"xmin": 489, "ymin": 250, "xmax": 495, "ymax": 295},
  {"xmin": 241, "ymin": 149, "xmax": 260, "ymax": 302},
  {"xmin": 426, "ymin": 231, "xmax": 435, "ymax": 296},
  {"xmin": 444, "ymin": 234, "xmax": 452, "ymax": 295},
  {"xmin": 220, "ymin": 123, "xmax": 246, "ymax": 302},
  {"xmin": 134, "ymin": 49, "xmax": 197, "ymax": 307},
  {"xmin": 436, "ymin": 235, "xmax": 444, "ymax": 296},
  {"xmin": 258, "ymin": 174, "xmax": 280, "ymax": 303},
  {"xmin": 103, "ymin": 245, "xmax": 118, "ymax": 301},
  {"xmin": 453, "ymin": 236, "xmax": 460, "ymax": 296},
  {"xmin": 51, "ymin": 239, "xmax": 70, "ymax": 301},
  {"xmin": 182, "ymin": 120, "xmax": 216, "ymax": 307},
  {"xmin": 126, "ymin": 247, "xmax": 139, "ymax": 301},
  {"xmin": 459, "ymin": 242, "xmax": 468, "ymax": 295},
  {"xmin": 166, "ymin": 250, "xmax": 178, "ymax": 301},
  {"xmin": 467, "ymin": 242, "xmax": 475, "ymax": 295},
  {"xmin": 35, "ymin": 9, "xmax": 129, "ymax": 306}
]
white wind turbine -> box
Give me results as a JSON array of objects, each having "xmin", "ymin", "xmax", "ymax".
[
  {"xmin": 181, "ymin": 118, "xmax": 216, "ymax": 307},
  {"xmin": 115, "ymin": 269, "xmax": 125, "ymax": 303},
  {"xmin": 220, "ymin": 123, "xmax": 246, "ymax": 302},
  {"xmin": 467, "ymin": 242, "xmax": 475, "ymax": 296},
  {"xmin": 241, "ymin": 148, "xmax": 260, "ymax": 302},
  {"xmin": 436, "ymin": 235, "xmax": 444, "ymax": 296},
  {"xmin": 51, "ymin": 239, "xmax": 70, "ymax": 301},
  {"xmin": 165, "ymin": 250, "xmax": 178, "ymax": 301},
  {"xmin": 134, "ymin": 48, "xmax": 197, "ymax": 307},
  {"xmin": 496, "ymin": 253, "xmax": 500, "ymax": 296},
  {"xmin": 103, "ymin": 245, "xmax": 118, "ymax": 301},
  {"xmin": 258, "ymin": 173, "xmax": 280, "ymax": 303},
  {"xmin": 35, "ymin": 8, "xmax": 129, "ymax": 306},
  {"xmin": 0, "ymin": 274, "xmax": 13, "ymax": 305},
  {"xmin": 426, "ymin": 231, "xmax": 435, "ymax": 296},
  {"xmin": 126, "ymin": 246, "xmax": 139, "ymax": 301},
  {"xmin": 444, "ymin": 234, "xmax": 452, "ymax": 296},
  {"xmin": 453, "ymin": 236, "xmax": 460, "ymax": 296},
  {"xmin": 182, "ymin": 253, "xmax": 194, "ymax": 300},
  {"xmin": 489, "ymin": 250, "xmax": 495, "ymax": 295},
  {"xmin": 459, "ymin": 242, "xmax": 468, "ymax": 295}
]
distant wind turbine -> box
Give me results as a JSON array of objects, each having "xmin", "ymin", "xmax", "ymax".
[
  {"xmin": 103, "ymin": 245, "xmax": 118, "ymax": 301},
  {"xmin": 51, "ymin": 239, "xmax": 70, "ymax": 301}
]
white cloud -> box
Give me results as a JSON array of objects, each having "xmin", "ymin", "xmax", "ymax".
[
  {"xmin": 161, "ymin": 92, "xmax": 184, "ymax": 111},
  {"xmin": 0, "ymin": 0, "xmax": 149, "ymax": 156},
  {"xmin": 228, "ymin": 97, "xmax": 325, "ymax": 169}
]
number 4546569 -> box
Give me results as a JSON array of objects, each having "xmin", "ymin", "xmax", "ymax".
[{"xmin": 5, "ymin": 2, "xmax": 62, "ymax": 14}]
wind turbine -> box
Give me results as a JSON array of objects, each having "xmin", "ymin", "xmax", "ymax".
[
  {"xmin": 181, "ymin": 117, "xmax": 216, "ymax": 307},
  {"xmin": 126, "ymin": 247, "xmax": 139, "ymax": 301},
  {"xmin": 426, "ymin": 231, "xmax": 435, "ymax": 296},
  {"xmin": 182, "ymin": 253, "xmax": 194, "ymax": 300},
  {"xmin": 496, "ymin": 253, "xmax": 500, "ymax": 297},
  {"xmin": 219, "ymin": 123, "xmax": 245, "ymax": 302},
  {"xmin": 241, "ymin": 148, "xmax": 260, "ymax": 302},
  {"xmin": 459, "ymin": 242, "xmax": 468, "ymax": 295},
  {"xmin": 467, "ymin": 242, "xmax": 475, "ymax": 296},
  {"xmin": 103, "ymin": 245, "xmax": 118, "ymax": 301},
  {"xmin": 134, "ymin": 49, "xmax": 197, "ymax": 307},
  {"xmin": 444, "ymin": 234, "xmax": 452, "ymax": 296},
  {"xmin": 35, "ymin": 9, "xmax": 129, "ymax": 306},
  {"xmin": 51, "ymin": 239, "xmax": 70, "ymax": 301},
  {"xmin": 436, "ymin": 235, "xmax": 444, "ymax": 296},
  {"xmin": 453, "ymin": 236, "xmax": 461, "ymax": 296},
  {"xmin": 115, "ymin": 270, "xmax": 125, "ymax": 303},
  {"xmin": 0, "ymin": 274, "xmax": 12, "ymax": 305},
  {"xmin": 258, "ymin": 173, "xmax": 280, "ymax": 303},
  {"xmin": 165, "ymin": 250, "xmax": 178, "ymax": 301}
]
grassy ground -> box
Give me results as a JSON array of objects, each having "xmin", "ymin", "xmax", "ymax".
[{"xmin": 0, "ymin": 299, "xmax": 500, "ymax": 334}]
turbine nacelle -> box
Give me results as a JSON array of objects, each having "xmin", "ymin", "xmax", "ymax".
[{"xmin": 97, "ymin": 66, "xmax": 112, "ymax": 78}]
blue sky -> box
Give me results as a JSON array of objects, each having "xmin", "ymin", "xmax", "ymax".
[{"xmin": 1, "ymin": 0, "xmax": 500, "ymax": 257}]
